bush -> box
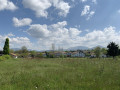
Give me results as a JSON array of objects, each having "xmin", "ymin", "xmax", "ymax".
[
  {"xmin": 19, "ymin": 53, "xmax": 29, "ymax": 58},
  {"xmin": 0, "ymin": 55, "xmax": 11, "ymax": 60},
  {"xmin": 36, "ymin": 53, "xmax": 43, "ymax": 58}
]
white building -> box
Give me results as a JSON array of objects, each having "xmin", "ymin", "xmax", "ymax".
[{"xmin": 71, "ymin": 51, "xmax": 85, "ymax": 57}]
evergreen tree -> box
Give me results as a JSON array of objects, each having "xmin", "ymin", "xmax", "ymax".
[
  {"xmin": 3, "ymin": 38, "xmax": 10, "ymax": 55},
  {"xmin": 107, "ymin": 42, "xmax": 119, "ymax": 58}
]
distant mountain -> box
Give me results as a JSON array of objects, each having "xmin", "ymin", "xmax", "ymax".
[
  {"xmin": 67, "ymin": 45, "xmax": 106, "ymax": 51},
  {"xmin": 11, "ymin": 48, "xmax": 20, "ymax": 51},
  {"xmin": 11, "ymin": 48, "xmax": 33, "ymax": 51},
  {"xmin": 11, "ymin": 45, "xmax": 106, "ymax": 52},
  {"xmin": 67, "ymin": 46, "xmax": 90, "ymax": 51}
]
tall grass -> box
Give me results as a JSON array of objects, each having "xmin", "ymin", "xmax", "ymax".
[{"xmin": 0, "ymin": 58, "xmax": 120, "ymax": 89}]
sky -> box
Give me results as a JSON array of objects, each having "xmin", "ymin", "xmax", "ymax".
[{"xmin": 0, "ymin": 0, "xmax": 120, "ymax": 50}]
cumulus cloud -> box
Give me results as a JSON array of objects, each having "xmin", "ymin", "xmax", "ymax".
[
  {"xmin": 82, "ymin": 26, "xmax": 119, "ymax": 47},
  {"xmin": 26, "ymin": 21, "xmax": 82, "ymax": 49},
  {"xmin": 0, "ymin": 0, "xmax": 18, "ymax": 11},
  {"xmin": 53, "ymin": 1, "xmax": 71, "ymax": 17},
  {"xmin": 26, "ymin": 21, "xmax": 120, "ymax": 50},
  {"xmin": 27, "ymin": 21, "xmax": 81, "ymax": 39},
  {"xmin": 0, "ymin": 33, "xmax": 32, "ymax": 50},
  {"xmin": 22, "ymin": 0, "xmax": 51, "ymax": 18},
  {"xmin": 27, "ymin": 24, "xmax": 49, "ymax": 38},
  {"xmin": 13, "ymin": 17, "xmax": 32, "ymax": 27},
  {"xmin": 2, "ymin": 23, "xmax": 119, "ymax": 51},
  {"xmin": 10, "ymin": 37, "xmax": 32, "ymax": 49},
  {"xmin": 22, "ymin": 0, "xmax": 71, "ymax": 18}
]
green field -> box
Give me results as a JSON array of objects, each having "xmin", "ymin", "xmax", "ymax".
[{"xmin": 0, "ymin": 58, "xmax": 120, "ymax": 90}]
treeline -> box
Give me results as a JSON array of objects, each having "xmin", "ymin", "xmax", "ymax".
[
  {"xmin": 12, "ymin": 46, "xmax": 44, "ymax": 58},
  {"xmin": 2, "ymin": 38, "xmax": 120, "ymax": 59}
]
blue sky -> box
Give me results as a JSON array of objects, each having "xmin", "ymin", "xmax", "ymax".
[{"xmin": 0, "ymin": 0, "xmax": 120, "ymax": 50}]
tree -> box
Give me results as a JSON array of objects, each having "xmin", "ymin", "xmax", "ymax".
[
  {"xmin": 94, "ymin": 47, "xmax": 101, "ymax": 58},
  {"xmin": 30, "ymin": 51, "xmax": 36, "ymax": 58},
  {"xmin": 45, "ymin": 51, "xmax": 50, "ymax": 58},
  {"xmin": 21, "ymin": 46, "xmax": 28, "ymax": 53},
  {"xmin": 20, "ymin": 46, "xmax": 28, "ymax": 58},
  {"xmin": 3, "ymin": 38, "xmax": 10, "ymax": 55},
  {"xmin": 101, "ymin": 48, "xmax": 107, "ymax": 55},
  {"xmin": 52, "ymin": 43, "xmax": 55, "ymax": 51},
  {"xmin": 107, "ymin": 42, "xmax": 119, "ymax": 58},
  {"xmin": 10, "ymin": 49, "xmax": 14, "ymax": 53},
  {"xmin": 36, "ymin": 52, "xmax": 43, "ymax": 58}
]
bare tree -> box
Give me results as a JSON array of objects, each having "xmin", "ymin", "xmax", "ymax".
[{"xmin": 51, "ymin": 43, "xmax": 55, "ymax": 52}]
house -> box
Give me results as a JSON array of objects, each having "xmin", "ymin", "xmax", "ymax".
[
  {"xmin": 90, "ymin": 53, "xmax": 96, "ymax": 58},
  {"xmin": 10, "ymin": 53, "xmax": 18, "ymax": 58},
  {"xmin": 83, "ymin": 50, "xmax": 91, "ymax": 57},
  {"xmin": 71, "ymin": 52, "xmax": 78, "ymax": 57},
  {"xmin": 42, "ymin": 53, "xmax": 47, "ymax": 57},
  {"xmin": 78, "ymin": 50, "xmax": 86, "ymax": 57},
  {"xmin": 54, "ymin": 52, "xmax": 62, "ymax": 57},
  {"xmin": 66, "ymin": 52, "xmax": 71, "ymax": 57},
  {"xmin": 100, "ymin": 54, "xmax": 107, "ymax": 58},
  {"xmin": 62, "ymin": 52, "xmax": 67, "ymax": 56},
  {"xmin": 71, "ymin": 51, "xmax": 85, "ymax": 57},
  {"xmin": 54, "ymin": 51, "xmax": 66, "ymax": 57}
]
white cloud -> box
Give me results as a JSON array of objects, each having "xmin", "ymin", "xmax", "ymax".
[
  {"xmin": 27, "ymin": 24, "xmax": 49, "ymax": 38},
  {"xmin": 26, "ymin": 21, "xmax": 82, "ymax": 50},
  {"xmin": 22, "ymin": 0, "xmax": 51, "ymax": 18},
  {"xmin": 75, "ymin": 25, "xmax": 81, "ymax": 28},
  {"xmin": 10, "ymin": 37, "xmax": 32, "ymax": 49},
  {"xmin": 85, "ymin": 29, "xmax": 89, "ymax": 32},
  {"xmin": 27, "ymin": 21, "xmax": 81, "ymax": 39},
  {"xmin": 54, "ymin": 1, "xmax": 71, "ymax": 17},
  {"xmin": 81, "ymin": 26, "xmax": 120, "ymax": 47},
  {"xmin": 87, "ymin": 11, "xmax": 95, "ymax": 20},
  {"xmin": 81, "ymin": 5, "xmax": 95, "ymax": 20},
  {"xmin": 81, "ymin": 0, "xmax": 97, "ymax": 4},
  {"xmin": 25, "ymin": 21, "xmax": 120, "ymax": 50},
  {"xmin": 0, "ymin": 0, "xmax": 18, "ymax": 11},
  {"xmin": 22, "ymin": 0, "xmax": 71, "ymax": 18},
  {"xmin": 13, "ymin": 17, "xmax": 32, "ymax": 27},
  {"xmin": 1, "ymin": 24, "xmax": 118, "ymax": 51},
  {"xmin": 92, "ymin": 0, "xmax": 97, "ymax": 4},
  {"xmin": 90, "ymin": 11, "xmax": 95, "ymax": 16},
  {"xmin": 69, "ymin": 28, "xmax": 82, "ymax": 38},
  {"xmin": 81, "ymin": 5, "xmax": 90, "ymax": 16},
  {"xmin": 81, "ymin": 0, "xmax": 87, "ymax": 3},
  {"xmin": 0, "ymin": 34, "xmax": 32, "ymax": 50}
]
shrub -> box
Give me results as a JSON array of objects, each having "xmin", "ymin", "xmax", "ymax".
[
  {"xmin": 36, "ymin": 53, "xmax": 43, "ymax": 58},
  {"xmin": 19, "ymin": 53, "xmax": 29, "ymax": 58},
  {"xmin": 0, "ymin": 55, "xmax": 11, "ymax": 60}
]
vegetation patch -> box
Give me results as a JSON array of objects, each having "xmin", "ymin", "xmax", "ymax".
[
  {"xmin": 0, "ymin": 55, "xmax": 11, "ymax": 61},
  {"xmin": 0, "ymin": 58, "xmax": 120, "ymax": 89}
]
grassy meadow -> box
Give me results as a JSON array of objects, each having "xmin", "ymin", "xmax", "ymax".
[{"xmin": 0, "ymin": 58, "xmax": 120, "ymax": 90}]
